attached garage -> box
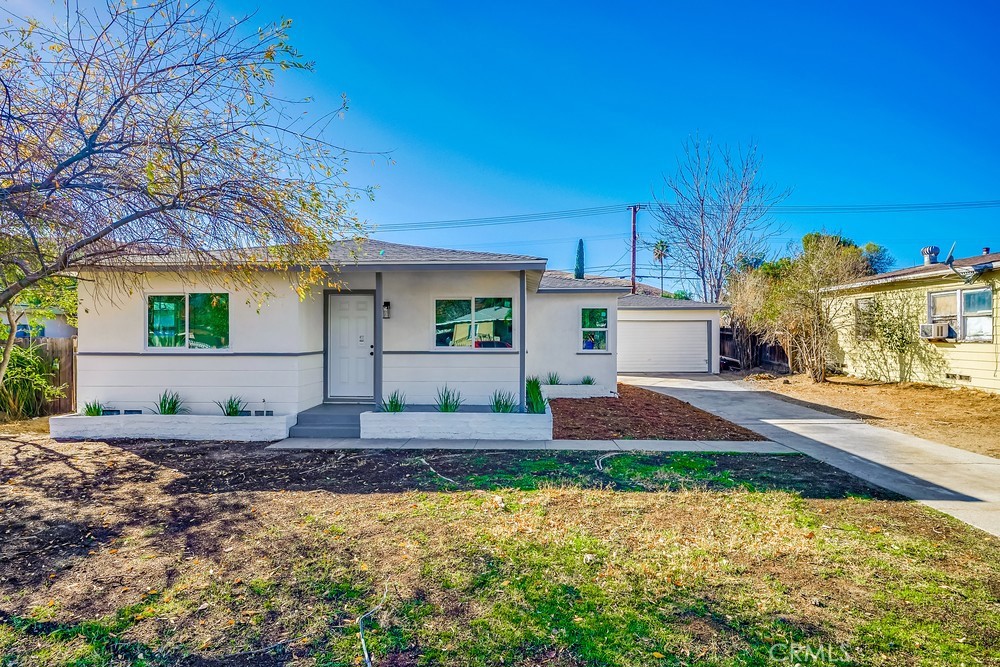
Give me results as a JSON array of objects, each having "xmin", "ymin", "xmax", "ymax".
[{"xmin": 616, "ymin": 294, "xmax": 726, "ymax": 374}]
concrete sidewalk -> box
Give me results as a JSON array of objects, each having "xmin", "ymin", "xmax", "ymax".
[
  {"xmin": 267, "ymin": 438, "xmax": 794, "ymax": 453},
  {"xmin": 620, "ymin": 374, "xmax": 1000, "ymax": 537}
]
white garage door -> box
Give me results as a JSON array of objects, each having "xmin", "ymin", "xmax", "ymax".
[{"xmin": 617, "ymin": 319, "xmax": 710, "ymax": 373}]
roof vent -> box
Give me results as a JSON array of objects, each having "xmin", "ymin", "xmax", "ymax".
[
  {"xmin": 984, "ymin": 247, "xmax": 991, "ymax": 255},
  {"xmin": 921, "ymin": 246, "xmax": 940, "ymax": 265}
]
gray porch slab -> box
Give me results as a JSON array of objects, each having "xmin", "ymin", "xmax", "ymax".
[
  {"xmin": 268, "ymin": 438, "xmax": 408, "ymax": 450},
  {"xmin": 620, "ymin": 373, "xmax": 1000, "ymax": 537},
  {"xmin": 474, "ymin": 439, "xmax": 554, "ymax": 450}
]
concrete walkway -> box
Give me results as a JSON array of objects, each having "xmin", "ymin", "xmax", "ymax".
[
  {"xmin": 620, "ymin": 374, "xmax": 1000, "ymax": 537},
  {"xmin": 267, "ymin": 438, "xmax": 794, "ymax": 453}
]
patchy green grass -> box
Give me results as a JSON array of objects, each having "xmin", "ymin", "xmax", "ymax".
[{"xmin": 1, "ymin": 438, "xmax": 998, "ymax": 666}]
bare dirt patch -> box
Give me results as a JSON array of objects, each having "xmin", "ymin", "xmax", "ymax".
[
  {"xmin": 550, "ymin": 383, "xmax": 764, "ymax": 440},
  {"xmin": 742, "ymin": 373, "xmax": 1000, "ymax": 458}
]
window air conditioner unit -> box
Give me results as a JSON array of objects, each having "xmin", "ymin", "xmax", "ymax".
[{"xmin": 919, "ymin": 323, "xmax": 950, "ymax": 340}]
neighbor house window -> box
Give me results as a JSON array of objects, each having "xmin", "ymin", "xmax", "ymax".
[
  {"xmin": 855, "ymin": 297, "xmax": 874, "ymax": 340},
  {"xmin": 963, "ymin": 289, "xmax": 993, "ymax": 342},
  {"xmin": 581, "ymin": 307, "xmax": 608, "ymax": 351},
  {"xmin": 435, "ymin": 297, "xmax": 513, "ymax": 348},
  {"xmin": 928, "ymin": 291, "xmax": 958, "ymax": 337},
  {"xmin": 927, "ymin": 288, "xmax": 993, "ymax": 342},
  {"xmin": 147, "ymin": 293, "xmax": 229, "ymax": 349}
]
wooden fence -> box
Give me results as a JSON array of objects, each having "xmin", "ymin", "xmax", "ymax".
[
  {"xmin": 12, "ymin": 336, "xmax": 76, "ymax": 414},
  {"xmin": 719, "ymin": 328, "xmax": 790, "ymax": 373}
]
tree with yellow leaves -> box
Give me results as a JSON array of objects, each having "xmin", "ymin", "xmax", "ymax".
[{"xmin": 0, "ymin": 1, "xmax": 374, "ymax": 388}]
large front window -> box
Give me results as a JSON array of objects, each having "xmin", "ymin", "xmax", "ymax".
[
  {"xmin": 147, "ymin": 293, "xmax": 229, "ymax": 349},
  {"xmin": 435, "ymin": 297, "xmax": 513, "ymax": 348},
  {"xmin": 581, "ymin": 307, "xmax": 608, "ymax": 351}
]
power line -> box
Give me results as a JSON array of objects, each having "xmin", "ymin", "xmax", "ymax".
[{"xmin": 374, "ymin": 199, "xmax": 1000, "ymax": 233}]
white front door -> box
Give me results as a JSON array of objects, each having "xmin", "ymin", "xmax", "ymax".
[{"xmin": 327, "ymin": 294, "xmax": 375, "ymax": 399}]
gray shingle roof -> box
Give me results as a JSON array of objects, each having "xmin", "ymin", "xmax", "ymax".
[
  {"xmin": 538, "ymin": 271, "xmax": 633, "ymax": 292},
  {"xmin": 617, "ymin": 294, "xmax": 728, "ymax": 310},
  {"xmin": 331, "ymin": 239, "xmax": 546, "ymax": 265},
  {"xmin": 835, "ymin": 252, "xmax": 1000, "ymax": 289}
]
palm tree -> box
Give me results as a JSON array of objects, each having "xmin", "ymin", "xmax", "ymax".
[{"xmin": 651, "ymin": 240, "xmax": 669, "ymax": 295}]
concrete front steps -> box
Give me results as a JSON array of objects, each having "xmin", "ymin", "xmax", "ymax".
[{"xmin": 288, "ymin": 404, "xmax": 371, "ymax": 438}]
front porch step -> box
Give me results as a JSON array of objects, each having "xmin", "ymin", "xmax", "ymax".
[
  {"xmin": 288, "ymin": 424, "xmax": 362, "ymax": 438},
  {"xmin": 290, "ymin": 403, "xmax": 369, "ymax": 438}
]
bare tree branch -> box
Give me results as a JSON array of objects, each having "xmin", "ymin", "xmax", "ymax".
[{"xmin": 651, "ymin": 136, "xmax": 789, "ymax": 302}]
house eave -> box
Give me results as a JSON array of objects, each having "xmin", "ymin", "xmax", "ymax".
[
  {"xmin": 826, "ymin": 262, "xmax": 998, "ymax": 293},
  {"xmin": 536, "ymin": 287, "xmax": 632, "ymax": 294}
]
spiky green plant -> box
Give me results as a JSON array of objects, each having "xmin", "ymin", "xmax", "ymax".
[
  {"xmin": 489, "ymin": 389, "xmax": 518, "ymax": 413},
  {"xmin": 581, "ymin": 375, "xmax": 597, "ymax": 385},
  {"xmin": 525, "ymin": 376, "xmax": 548, "ymax": 414},
  {"xmin": 381, "ymin": 390, "xmax": 407, "ymax": 413},
  {"xmin": 83, "ymin": 400, "xmax": 104, "ymax": 417},
  {"xmin": 544, "ymin": 372, "xmax": 561, "ymax": 385},
  {"xmin": 215, "ymin": 395, "xmax": 248, "ymax": 416},
  {"xmin": 152, "ymin": 390, "xmax": 188, "ymax": 415},
  {"xmin": 0, "ymin": 343, "xmax": 64, "ymax": 420},
  {"xmin": 435, "ymin": 385, "xmax": 463, "ymax": 412}
]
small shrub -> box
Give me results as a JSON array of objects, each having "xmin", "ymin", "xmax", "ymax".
[
  {"xmin": 381, "ymin": 390, "xmax": 407, "ymax": 413},
  {"xmin": 0, "ymin": 343, "xmax": 64, "ymax": 420},
  {"xmin": 152, "ymin": 390, "xmax": 188, "ymax": 415},
  {"xmin": 489, "ymin": 390, "xmax": 518, "ymax": 413},
  {"xmin": 83, "ymin": 400, "xmax": 104, "ymax": 417},
  {"xmin": 581, "ymin": 375, "xmax": 596, "ymax": 385},
  {"xmin": 215, "ymin": 395, "xmax": 248, "ymax": 416},
  {"xmin": 435, "ymin": 385, "xmax": 463, "ymax": 412},
  {"xmin": 544, "ymin": 372, "xmax": 561, "ymax": 385},
  {"xmin": 525, "ymin": 376, "xmax": 548, "ymax": 414}
]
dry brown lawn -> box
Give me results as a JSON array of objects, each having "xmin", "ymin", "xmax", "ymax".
[
  {"xmin": 741, "ymin": 373, "xmax": 1000, "ymax": 459},
  {"xmin": 1, "ymin": 434, "xmax": 998, "ymax": 665}
]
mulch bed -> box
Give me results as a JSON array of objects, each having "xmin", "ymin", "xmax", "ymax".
[{"xmin": 550, "ymin": 383, "xmax": 765, "ymax": 440}]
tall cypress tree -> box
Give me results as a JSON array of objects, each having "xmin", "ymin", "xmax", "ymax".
[{"xmin": 574, "ymin": 239, "xmax": 585, "ymax": 279}]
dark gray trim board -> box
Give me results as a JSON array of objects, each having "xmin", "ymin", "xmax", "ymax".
[
  {"xmin": 519, "ymin": 270, "xmax": 527, "ymax": 411},
  {"xmin": 382, "ymin": 350, "xmax": 518, "ymax": 355},
  {"xmin": 374, "ymin": 273, "xmax": 384, "ymax": 404},
  {"xmin": 330, "ymin": 262, "xmax": 547, "ymax": 273},
  {"xmin": 78, "ymin": 351, "xmax": 323, "ymax": 357},
  {"xmin": 536, "ymin": 288, "xmax": 631, "ymax": 294}
]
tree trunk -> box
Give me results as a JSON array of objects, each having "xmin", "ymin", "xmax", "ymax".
[{"xmin": 0, "ymin": 305, "xmax": 18, "ymax": 390}]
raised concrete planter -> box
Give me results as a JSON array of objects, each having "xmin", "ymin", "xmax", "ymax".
[
  {"xmin": 49, "ymin": 413, "xmax": 296, "ymax": 442},
  {"xmin": 541, "ymin": 384, "xmax": 617, "ymax": 399},
  {"xmin": 361, "ymin": 408, "xmax": 552, "ymax": 440}
]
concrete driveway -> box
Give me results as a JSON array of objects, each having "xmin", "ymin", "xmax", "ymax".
[{"xmin": 620, "ymin": 374, "xmax": 1000, "ymax": 537}]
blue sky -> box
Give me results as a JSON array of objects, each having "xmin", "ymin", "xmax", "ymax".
[{"xmin": 250, "ymin": 2, "xmax": 995, "ymax": 286}]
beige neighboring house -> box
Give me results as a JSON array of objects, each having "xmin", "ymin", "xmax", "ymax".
[
  {"xmin": 12, "ymin": 305, "xmax": 77, "ymax": 339},
  {"xmin": 829, "ymin": 245, "xmax": 999, "ymax": 393}
]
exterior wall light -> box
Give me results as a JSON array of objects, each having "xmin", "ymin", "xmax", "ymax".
[{"xmin": 382, "ymin": 301, "xmax": 391, "ymax": 319}]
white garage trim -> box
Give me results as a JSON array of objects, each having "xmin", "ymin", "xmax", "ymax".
[{"xmin": 617, "ymin": 319, "xmax": 712, "ymax": 373}]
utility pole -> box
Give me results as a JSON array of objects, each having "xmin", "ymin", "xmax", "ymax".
[{"xmin": 628, "ymin": 204, "xmax": 640, "ymax": 294}]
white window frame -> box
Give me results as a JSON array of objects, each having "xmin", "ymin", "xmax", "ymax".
[
  {"xmin": 961, "ymin": 287, "xmax": 993, "ymax": 343},
  {"xmin": 431, "ymin": 295, "xmax": 516, "ymax": 351},
  {"xmin": 579, "ymin": 306, "xmax": 609, "ymax": 353},
  {"xmin": 926, "ymin": 288, "xmax": 993, "ymax": 343},
  {"xmin": 144, "ymin": 291, "xmax": 232, "ymax": 352}
]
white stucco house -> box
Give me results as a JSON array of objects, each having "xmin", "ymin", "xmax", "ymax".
[{"xmin": 53, "ymin": 240, "xmax": 632, "ymax": 441}]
